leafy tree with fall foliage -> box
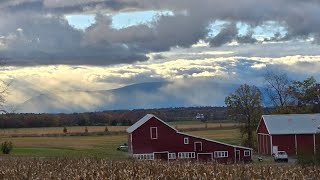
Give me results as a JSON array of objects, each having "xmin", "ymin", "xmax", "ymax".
[
  {"xmin": 225, "ymin": 84, "xmax": 263, "ymax": 148},
  {"xmin": 289, "ymin": 76, "xmax": 320, "ymax": 112}
]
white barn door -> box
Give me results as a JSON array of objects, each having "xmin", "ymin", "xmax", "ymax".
[{"xmin": 272, "ymin": 146, "xmax": 278, "ymax": 155}]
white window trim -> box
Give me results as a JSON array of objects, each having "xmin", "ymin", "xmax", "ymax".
[
  {"xmin": 178, "ymin": 152, "xmax": 195, "ymax": 159},
  {"xmin": 168, "ymin": 153, "xmax": 176, "ymax": 159},
  {"xmin": 133, "ymin": 153, "xmax": 154, "ymax": 160},
  {"xmin": 150, "ymin": 127, "xmax": 158, "ymax": 139},
  {"xmin": 214, "ymin": 151, "xmax": 228, "ymax": 158},
  {"xmin": 244, "ymin": 150, "xmax": 251, "ymax": 157},
  {"xmin": 184, "ymin": 137, "xmax": 189, "ymax": 144}
]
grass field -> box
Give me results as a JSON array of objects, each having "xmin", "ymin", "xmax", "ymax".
[
  {"xmin": 0, "ymin": 135, "xmax": 128, "ymax": 158},
  {"xmin": 0, "ymin": 128, "xmax": 241, "ymax": 158},
  {"xmin": 171, "ymin": 122, "xmax": 239, "ymax": 131},
  {"xmin": 185, "ymin": 129, "xmax": 241, "ymax": 145},
  {"xmin": 0, "ymin": 126, "xmax": 127, "ymax": 136},
  {"xmin": 168, "ymin": 120, "xmax": 232, "ymax": 125},
  {"xmin": 0, "ymin": 122, "xmax": 239, "ymax": 137}
]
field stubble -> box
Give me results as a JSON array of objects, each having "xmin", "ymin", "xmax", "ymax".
[{"xmin": 0, "ymin": 158, "xmax": 318, "ymax": 180}]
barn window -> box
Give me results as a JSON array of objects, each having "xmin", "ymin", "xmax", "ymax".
[
  {"xmin": 150, "ymin": 127, "xmax": 158, "ymax": 139},
  {"xmin": 190, "ymin": 152, "xmax": 195, "ymax": 158},
  {"xmin": 214, "ymin": 151, "xmax": 228, "ymax": 158},
  {"xmin": 184, "ymin": 137, "xmax": 189, "ymax": 144},
  {"xmin": 244, "ymin": 150, "xmax": 251, "ymax": 157},
  {"xmin": 133, "ymin": 154, "xmax": 154, "ymax": 160},
  {"xmin": 178, "ymin": 152, "xmax": 195, "ymax": 159},
  {"xmin": 168, "ymin": 153, "xmax": 176, "ymax": 159}
]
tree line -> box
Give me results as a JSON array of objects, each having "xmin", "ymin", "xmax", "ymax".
[
  {"xmin": 0, "ymin": 107, "xmax": 228, "ymax": 128},
  {"xmin": 225, "ymin": 71, "xmax": 320, "ymax": 148}
]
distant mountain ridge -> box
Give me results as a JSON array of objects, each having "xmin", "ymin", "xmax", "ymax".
[{"xmin": 17, "ymin": 81, "xmax": 263, "ymax": 113}]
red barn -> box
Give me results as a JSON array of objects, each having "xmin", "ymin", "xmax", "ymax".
[
  {"xmin": 257, "ymin": 114, "xmax": 320, "ymax": 156},
  {"xmin": 127, "ymin": 114, "xmax": 252, "ymax": 163}
]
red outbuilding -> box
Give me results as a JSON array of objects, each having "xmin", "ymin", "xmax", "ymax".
[
  {"xmin": 127, "ymin": 114, "xmax": 252, "ymax": 163},
  {"xmin": 257, "ymin": 114, "xmax": 320, "ymax": 156}
]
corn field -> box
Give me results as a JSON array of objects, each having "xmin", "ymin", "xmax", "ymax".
[{"xmin": 0, "ymin": 158, "xmax": 319, "ymax": 179}]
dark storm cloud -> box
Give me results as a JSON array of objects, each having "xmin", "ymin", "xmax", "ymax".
[
  {"xmin": 209, "ymin": 23, "xmax": 238, "ymax": 47},
  {"xmin": 0, "ymin": 0, "xmax": 141, "ymax": 13},
  {"xmin": 85, "ymin": 13, "xmax": 209, "ymax": 52},
  {"xmin": 219, "ymin": 42, "xmax": 320, "ymax": 58},
  {"xmin": 0, "ymin": 12, "xmax": 150, "ymax": 65},
  {"xmin": 0, "ymin": 0, "xmax": 320, "ymax": 65},
  {"xmin": 0, "ymin": 12, "xmax": 209, "ymax": 65},
  {"xmin": 236, "ymin": 32, "xmax": 257, "ymax": 44},
  {"xmin": 151, "ymin": 54, "xmax": 165, "ymax": 60}
]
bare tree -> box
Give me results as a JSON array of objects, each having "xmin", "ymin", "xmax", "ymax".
[{"xmin": 264, "ymin": 71, "xmax": 292, "ymax": 109}]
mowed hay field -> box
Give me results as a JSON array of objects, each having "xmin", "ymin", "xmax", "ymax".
[
  {"xmin": 0, "ymin": 158, "xmax": 319, "ymax": 179},
  {"xmin": 0, "ymin": 126, "xmax": 241, "ymax": 158},
  {"xmin": 0, "ymin": 122, "xmax": 239, "ymax": 136},
  {"xmin": 185, "ymin": 129, "xmax": 241, "ymax": 145},
  {"xmin": 0, "ymin": 135, "xmax": 128, "ymax": 158},
  {"xmin": 172, "ymin": 122, "xmax": 239, "ymax": 130}
]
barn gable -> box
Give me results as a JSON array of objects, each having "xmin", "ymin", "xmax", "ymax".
[
  {"xmin": 262, "ymin": 114, "xmax": 320, "ymax": 135},
  {"xmin": 256, "ymin": 117, "xmax": 270, "ymax": 134},
  {"xmin": 127, "ymin": 114, "xmax": 177, "ymax": 133}
]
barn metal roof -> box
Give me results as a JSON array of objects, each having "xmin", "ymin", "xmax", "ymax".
[{"xmin": 261, "ymin": 114, "xmax": 320, "ymax": 135}]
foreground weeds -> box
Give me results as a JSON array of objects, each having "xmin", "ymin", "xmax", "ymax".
[{"xmin": 0, "ymin": 158, "xmax": 319, "ymax": 179}]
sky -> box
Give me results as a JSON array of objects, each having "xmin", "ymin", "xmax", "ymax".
[{"xmin": 0, "ymin": 0, "xmax": 320, "ymax": 110}]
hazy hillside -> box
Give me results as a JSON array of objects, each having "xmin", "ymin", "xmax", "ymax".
[{"xmin": 17, "ymin": 80, "xmax": 248, "ymax": 113}]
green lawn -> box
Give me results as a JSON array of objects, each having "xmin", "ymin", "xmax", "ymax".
[{"xmin": 1, "ymin": 128, "xmax": 241, "ymax": 158}]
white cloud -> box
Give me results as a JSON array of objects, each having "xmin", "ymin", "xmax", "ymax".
[
  {"xmin": 1, "ymin": 53, "xmax": 319, "ymax": 108},
  {"xmin": 191, "ymin": 40, "xmax": 209, "ymax": 47},
  {"xmin": 251, "ymin": 63, "xmax": 266, "ymax": 69}
]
